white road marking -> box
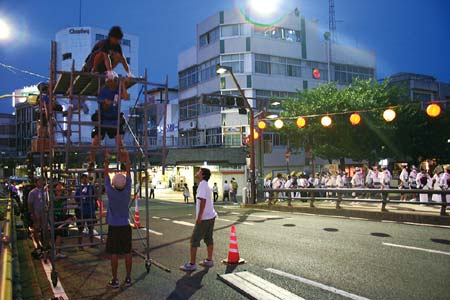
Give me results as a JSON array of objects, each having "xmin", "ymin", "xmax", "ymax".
[
  {"xmin": 382, "ymin": 242, "xmax": 450, "ymax": 256},
  {"xmin": 152, "ymin": 216, "xmax": 161, "ymax": 219},
  {"xmin": 172, "ymin": 220, "xmax": 195, "ymax": 227},
  {"xmin": 215, "ymin": 218, "xmax": 255, "ymax": 226},
  {"xmin": 250, "ymin": 214, "xmax": 282, "ymax": 219},
  {"xmin": 230, "ymin": 212, "xmax": 241, "ymax": 215},
  {"xmin": 401, "ymin": 222, "xmax": 450, "ymax": 229},
  {"xmin": 266, "ymin": 268, "xmax": 371, "ymax": 300},
  {"xmin": 141, "ymin": 228, "xmax": 163, "ymax": 236},
  {"xmin": 162, "ymin": 218, "xmax": 171, "ymax": 221}
]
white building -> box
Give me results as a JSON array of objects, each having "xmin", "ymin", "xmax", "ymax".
[
  {"xmin": 55, "ymin": 26, "xmax": 140, "ymax": 143},
  {"xmin": 173, "ymin": 9, "xmax": 376, "ymax": 196}
]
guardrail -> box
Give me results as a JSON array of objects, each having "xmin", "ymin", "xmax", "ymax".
[
  {"xmin": 0, "ymin": 195, "xmax": 12, "ymax": 300},
  {"xmin": 262, "ymin": 188, "xmax": 449, "ymax": 216}
]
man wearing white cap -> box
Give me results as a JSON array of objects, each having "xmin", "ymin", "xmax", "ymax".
[{"xmin": 104, "ymin": 150, "xmax": 132, "ymax": 288}]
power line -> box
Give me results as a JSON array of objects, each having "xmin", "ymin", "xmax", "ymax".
[{"xmin": 0, "ymin": 61, "xmax": 49, "ymax": 80}]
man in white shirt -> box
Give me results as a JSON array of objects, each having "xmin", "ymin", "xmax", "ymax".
[
  {"xmin": 399, "ymin": 164, "xmax": 409, "ymax": 201},
  {"xmin": 223, "ymin": 180, "xmax": 230, "ymax": 202},
  {"xmin": 409, "ymin": 166, "xmax": 418, "ymax": 201},
  {"xmin": 380, "ymin": 166, "xmax": 392, "ymax": 189},
  {"xmin": 180, "ymin": 168, "xmax": 217, "ymax": 271}
]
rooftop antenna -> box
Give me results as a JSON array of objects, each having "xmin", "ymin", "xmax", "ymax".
[
  {"xmin": 79, "ymin": 0, "xmax": 82, "ymax": 26},
  {"xmin": 329, "ymin": 0, "xmax": 336, "ymax": 42}
]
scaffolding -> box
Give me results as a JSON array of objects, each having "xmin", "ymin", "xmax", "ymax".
[{"xmin": 30, "ymin": 41, "xmax": 170, "ymax": 287}]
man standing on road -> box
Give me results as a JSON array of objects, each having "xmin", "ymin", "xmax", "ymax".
[
  {"xmin": 104, "ymin": 150, "xmax": 132, "ymax": 288},
  {"xmin": 27, "ymin": 177, "xmax": 48, "ymax": 256},
  {"xmin": 409, "ymin": 165, "xmax": 418, "ymax": 201},
  {"xmin": 223, "ymin": 180, "xmax": 230, "ymax": 202},
  {"xmin": 212, "ymin": 183, "xmax": 219, "ymax": 202},
  {"xmin": 75, "ymin": 174, "xmax": 96, "ymax": 249},
  {"xmin": 399, "ymin": 164, "xmax": 409, "ymax": 201},
  {"xmin": 180, "ymin": 168, "xmax": 217, "ymax": 271},
  {"xmin": 380, "ymin": 166, "xmax": 392, "ymax": 189},
  {"xmin": 230, "ymin": 178, "xmax": 238, "ymax": 203}
]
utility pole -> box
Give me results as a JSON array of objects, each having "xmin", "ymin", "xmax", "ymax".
[{"xmin": 329, "ymin": 0, "xmax": 336, "ymax": 42}]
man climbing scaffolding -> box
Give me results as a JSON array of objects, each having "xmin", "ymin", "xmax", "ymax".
[
  {"xmin": 81, "ymin": 26, "xmax": 133, "ymax": 80},
  {"xmin": 89, "ymin": 77, "xmax": 130, "ymax": 170}
]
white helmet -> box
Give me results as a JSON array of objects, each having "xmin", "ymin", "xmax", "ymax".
[{"xmin": 112, "ymin": 173, "xmax": 126, "ymax": 190}]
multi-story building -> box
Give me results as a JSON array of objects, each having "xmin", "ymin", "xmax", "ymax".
[
  {"xmin": 0, "ymin": 112, "xmax": 16, "ymax": 178},
  {"xmin": 388, "ymin": 73, "xmax": 450, "ymax": 105},
  {"xmin": 173, "ymin": 9, "xmax": 376, "ymax": 194},
  {"xmin": 13, "ymin": 85, "xmax": 39, "ymax": 156}
]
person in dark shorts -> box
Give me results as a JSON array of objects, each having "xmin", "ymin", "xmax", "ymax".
[
  {"xmin": 53, "ymin": 182, "xmax": 75, "ymax": 259},
  {"xmin": 89, "ymin": 77, "xmax": 129, "ymax": 169},
  {"xmin": 75, "ymin": 174, "xmax": 96, "ymax": 248},
  {"xmin": 81, "ymin": 26, "xmax": 132, "ymax": 80},
  {"xmin": 104, "ymin": 149, "xmax": 132, "ymax": 288},
  {"xmin": 180, "ymin": 168, "xmax": 217, "ymax": 271}
]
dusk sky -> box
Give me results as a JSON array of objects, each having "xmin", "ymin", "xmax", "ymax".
[{"xmin": 0, "ymin": 0, "xmax": 449, "ymax": 114}]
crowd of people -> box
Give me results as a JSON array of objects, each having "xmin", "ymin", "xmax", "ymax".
[
  {"xmin": 182, "ymin": 177, "xmax": 240, "ymax": 204},
  {"xmin": 264, "ymin": 164, "xmax": 450, "ymax": 206}
]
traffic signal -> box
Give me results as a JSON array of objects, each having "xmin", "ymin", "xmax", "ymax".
[
  {"xmin": 312, "ymin": 68, "xmax": 321, "ymax": 79},
  {"xmin": 200, "ymin": 93, "xmax": 246, "ymax": 109}
]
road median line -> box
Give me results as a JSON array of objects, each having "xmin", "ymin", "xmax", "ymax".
[{"xmin": 382, "ymin": 242, "xmax": 450, "ymax": 256}]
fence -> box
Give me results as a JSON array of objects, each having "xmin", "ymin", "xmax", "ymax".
[
  {"xmin": 262, "ymin": 188, "xmax": 450, "ymax": 216},
  {"xmin": 0, "ymin": 195, "xmax": 12, "ymax": 300}
]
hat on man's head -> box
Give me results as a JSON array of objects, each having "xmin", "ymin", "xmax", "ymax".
[
  {"xmin": 355, "ymin": 167, "xmax": 360, "ymax": 171},
  {"xmin": 112, "ymin": 173, "xmax": 126, "ymax": 190}
]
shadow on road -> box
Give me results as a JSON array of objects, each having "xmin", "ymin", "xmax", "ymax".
[{"xmin": 166, "ymin": 268, "xmax": 209, "ymax": 300}]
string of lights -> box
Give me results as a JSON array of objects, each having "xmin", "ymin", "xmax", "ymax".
[{"xmin": 0, "ymin": 61, "xmax": 49, "ymax": 80}]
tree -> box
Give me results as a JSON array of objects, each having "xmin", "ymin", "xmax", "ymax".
[{"xmin": 277, "ymin": 78, "xmax": 449, "ymax": 169}]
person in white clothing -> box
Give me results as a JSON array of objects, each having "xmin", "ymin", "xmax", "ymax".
[
  {"xmin": 222, "ymin": 180, "xmax": 230, "ymax": 202},
  {"xmin": 351, "ymin": 167, "xmax": 364, "ymax": 199},
  {"xmin": 409, "ymin": 166, "xmax": 418, "ymax": 201},
  {"xmin": 439, "ymin": 166, "xmax": 450, "ymax": 203},
  {"xmin": 416, "ymin": 169, "xmax": 431, "ymax": 204},
  {"xmin": 431, "ymin": 169, "xmax": 443, "ymax": 203},
  {"xmin": 399, "ymin": 164, "xmax": 409, "ymax": 201},
  {"xmin": 366, "ymin": 166, "xmax": 381, "ymax": 189},
  {"xmin": 380, "ymin": 166, "xmax": 392, "ymax": 189},
  {"xmin": 180, "ymin": 168, "xmax": 217, "ymax": 271},
  {"xmin": 284, "ymin": 176, "xmax": 294, "ymax": 206}
]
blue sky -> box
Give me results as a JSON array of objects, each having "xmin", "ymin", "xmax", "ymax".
[{"xmin": 1, "ymin": 0, "xmax": 449, "ymax": 114}]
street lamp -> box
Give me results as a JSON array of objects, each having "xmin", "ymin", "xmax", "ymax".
[
  {"xmin": 216, "ymin": 64, "xmax": 257, "ymax": 204},
  {"xmin": 0, "ymin": 19, "xmax": 11, "ymax": 40}
]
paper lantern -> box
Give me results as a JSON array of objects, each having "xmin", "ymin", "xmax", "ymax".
[
  {"xmin": 349, "ymin": 113, "xmax": 361, "ymax": 126},
  {"xmin": 383, "ymin": 109, "xmax": 396, "ymax": 122},
  {"xmin": 296, "ymin": 117, "xmax": 306, "ymax": 128},
  {"xmin": 321, "ymin": 115, "xmax": 332, "ymax": 127},
  {"xmin": 274, "ymin": 119, "xmax": 284, "ymax": 129},
  {"xmin": 426, "ymin": 103, "xmax": 441, "ymax": 118},
  {"xmin": 257, "ymin": 120, "xmax": 267, "ymax": 130}
]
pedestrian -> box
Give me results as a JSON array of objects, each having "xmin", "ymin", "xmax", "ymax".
[
  {"xmin": 104, "ymin": 150, "xmax": 133, "ymax": 288},
  {"xmin": 230, "ymin": 178, "xmax": 239, "ymax": 203},
  {"xmin": 439, "ymin": 166, "xmax": 450, "ymax": 203},
  {"xmin": 75, "ymin": 174, "xmax": 96, "ymax": 249},
  {"xmin": 351, "ymin": 167, "xmax": 364, "ymax": 200},
  {"xmin": 193, "ymin": 182, "xmax": 198, "ymax": 204},
  {"xmin": 81, "ymin": 26, "xmax": 133, "ymax": 79},
  {"xmin": 180, "ymin": 168, "xmax": 217, "ymax": 271},
  {"xmin": 409, "ymin": 166, "xmax": 418, "ymax": 201},
  {"xmin": 223, "ymin": 180, "xmax": 230, "ymax": 202},
  {"xmin": 149, "ymin": 181, "xmax": 155, "ymax": 199},
  {"xmin": 417, "ymin": 168, "xmax": 431, "ymax": 204},
  {"xmin": 399, "ymin": 164, "xmax": 409, "ymax": 201},
  {"xmin": 27, "ymin": 177, "xmax": 49, "ymax": 257},
  {"xmin": 366, "ymin": 165, "xmax": 381, "ymax": 189},
  {"xmin": 264, "ymin": 177, "xmax": 272, "ymax": 202},
  {"xmin": 53, "ymin": 182, "xmax": 74, "ymax": 259},
  {"xmin": 431, "ymin": 169, "xmax": 443, "ymax": 203},
  {"xmin": 284, "ymin": 176, "xmax": 294, "ymax": 207},
  {"xmin": 271, "ymin": 173, "xmax": 283, "ymax": 205},
  {"xmin": 183, "ymin": 183, "xmax": 190, "ymax": 203},
  {"xmin": 212, "ymin": 183, "xmax": 218, "ymax": 202},
  {"xmin": 380, "ymin": 166, "xmax": 392, "ymax": 189}
]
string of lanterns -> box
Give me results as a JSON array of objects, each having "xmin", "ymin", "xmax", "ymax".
[{"xmin": 256, "ymin": 102, "xmax": 446, "ymax": 131}]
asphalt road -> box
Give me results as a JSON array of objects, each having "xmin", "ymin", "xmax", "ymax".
[{"xmin": 53, "ymin": 198, "xmax": 450, "ymax": 300}]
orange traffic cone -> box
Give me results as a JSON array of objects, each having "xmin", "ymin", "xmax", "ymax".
[
  {"xmin": 221, "ymin": 224, "xmax": 245, "ymax": 264},
  {"xmin": 133, "ymin": 193, "xmax": 142, "ymax": 229}
]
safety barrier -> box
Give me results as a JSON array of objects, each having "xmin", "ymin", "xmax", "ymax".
[
  {"xmin": 262, "ymin": 188, "xmax": 449, "ymax": 216},
  {"xmin": 0, "ymin": 195, "xmax": 13, "ymax": 300}
]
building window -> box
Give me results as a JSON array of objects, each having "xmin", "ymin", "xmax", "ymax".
[
  {"xmin": 255, "ymin": 89, "xmax": 297, "ymax": 111},
  {"xmin": 253, "ymin": 26, "xmax": 301, "ymax": 43},
  {"xmin": 126, "ymin": 57, "xmax": 131, "ymax": 64},
  {"xmin": 220, "ymin": 23, "xmax": 252, "ymax": 38},
  {"xmin": 334, "ymin": 64, "xmax": 374, "ymax": 85},
  {"xmin": 62, "ymin": 53, "xmax": 72, "ymax": 60},
  {"xmin": 199, "ymin": 57, "xmax": 220, "ymax": 82},
  {"xmin": 255, "ymin": 54, "xmax": 301, "ymax": 77},
  {"xmin": 199, "ymin": 27, "xmax": 220, "ymax": 48},
  {"xmin": 224, "ymin": 134, "xmax": 242, "ymax": 147},
  {"xmin": 122, "ymin": 39, "xmax": 131, "ymax": 47},
  {"xmin": 179, "ymin": 98, "xmax": 199, "ymax": 120},
  {"xmin": 179, "ymin": 66, "xmax": 198, "ymax": 90},
  {"xmin": 413, "ymin": 92, "xmax": 432, "ymax": 102},
  {"xmin": 308, "ymin": 61, "xmax": 329, "ymax": 81},
  {"xmin": 264, "ymin": 132, "xmax": 287, "ymax": 146},
  {"xmin": 221, "ymin": 54, "xmax": 245, "ymax": 73},
  {"xmin": 96, "ymin": 34, "xmax": 106, "ymax": 41},
  {"xmin": 206, "ymin": 127, "xmax": 222, "ymax": 146}
]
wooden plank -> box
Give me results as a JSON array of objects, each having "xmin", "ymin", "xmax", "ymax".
[
  {"xmin": 80, "ymin": 77, "xmax": 105, "ymax": 96},
  {"xmin": 236, "ymin": 271, "xmax": 305, "ymax": 300},
  {"xmin": 72, "ymin": 74, "xmax": 93, "ymax": 95},
  {"xmin": 219, "ymin": 273, "xmax": 280, "ymax": 300},
  {"xmin": 53, "ymin": 73, "xmax": 71, "ymax": 95}
]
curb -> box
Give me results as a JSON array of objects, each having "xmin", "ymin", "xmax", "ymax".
[{"xmin": 242, "ymin": 204, "xmax": 450, "ymax": 226}]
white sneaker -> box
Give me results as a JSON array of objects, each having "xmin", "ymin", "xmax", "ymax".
[
  {"xmin": 180, "ymin": 262, "xmax": 197, "ymax": 271},
  {"xmin": 56, "ymin": 253, "xmax": 67, "ymax": 259},
  {"xmin": 199, "ymin": 259, "xmax": 214, "ymax": 268}
]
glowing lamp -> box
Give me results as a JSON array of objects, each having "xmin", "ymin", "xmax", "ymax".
[
  {"xmin": 321, "ymin": 115, "xmax": 332, "ymax": 127},
  {"xmin": 296, "ymin": 117, "xmax": 306, "ymax": 128},
  {"xmin": 426, "ymin": 103, "xmax": 441, "ymax": 118},
  {"xmin": 253, "ymin": 130, "xmax": 260, "ymax": 140},
  {"xmin": 274, "ymin": 119, "xmax": 284, "ymax": 129},
  {"xmin": 257, "ymin": 120, "xmax": 267, "ymax": 130},
  {"xmin": 312, "ymin": 68, "xmax": 321, "ymax": 79},
  {"xmin": 349, "ymin": 113, "xmax": 361, "ymax": 126},
  {"xmin": 383, "ymin": 109, "xmax": 396, "ymax": 122},
  {"xmin": 0, "ymin": 19, "xmax": 11, "ymax": 40}
]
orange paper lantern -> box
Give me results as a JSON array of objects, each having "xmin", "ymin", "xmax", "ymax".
[
  {"xmin": 426, "ymin": 103, "xmax": 441, "ymax": 118},
  {"xmin": 296, "ymin": 117, "xmax": 306, "ymax": 128},
  {"xmin": 349, "ymin": 113, "xmax": 361, "ymax": 126}
]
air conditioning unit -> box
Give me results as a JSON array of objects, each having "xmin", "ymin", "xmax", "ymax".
[{"xmin": 189, "ymin": 120, "xmax": 197, "ymax": 129}]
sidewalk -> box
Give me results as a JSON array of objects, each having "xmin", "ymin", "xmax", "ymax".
[{"xmin": 243, "ymin": 199, "xmax": 450, "ymax": 226}]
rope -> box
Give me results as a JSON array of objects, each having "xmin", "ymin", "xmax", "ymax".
[{"xmin": 0, "ymin": 61, "xmax": 49, "ymax": 80}]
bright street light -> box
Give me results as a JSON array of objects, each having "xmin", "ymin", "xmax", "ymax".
[
  {"xmin": 216, "ymin": 64, "xmax": 232, "ymax": 75},
  {"xmin": 0, "ymin": 19, "xmax": 11, "ymax": 40},
  {"xmin": 249, "ymin": 0, "xmax": 281, "ymax": 16}
]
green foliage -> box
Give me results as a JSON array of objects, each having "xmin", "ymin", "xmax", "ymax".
[{"xmin": 276, "ymin": 78, "xmax": 449, "ymax": 164}]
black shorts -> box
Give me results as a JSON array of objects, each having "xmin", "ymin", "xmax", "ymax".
[
  {"xmin": 54, "ymin": 214, "xmax": 73, "ymax": 237},
  {"xmin": 82, "ymin": 51, "xmax": 112, "ymax": 74},
  {"xmin": 92, "ymin": 126, "xmax": 125, "ymax": 139},
  {"xmin": 106, "ymin": 225, "xmax": 132, "ymax": 254},
  {"xmin": 190, "ymin": 218, "xmax": 215, "ymax": 248}
]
